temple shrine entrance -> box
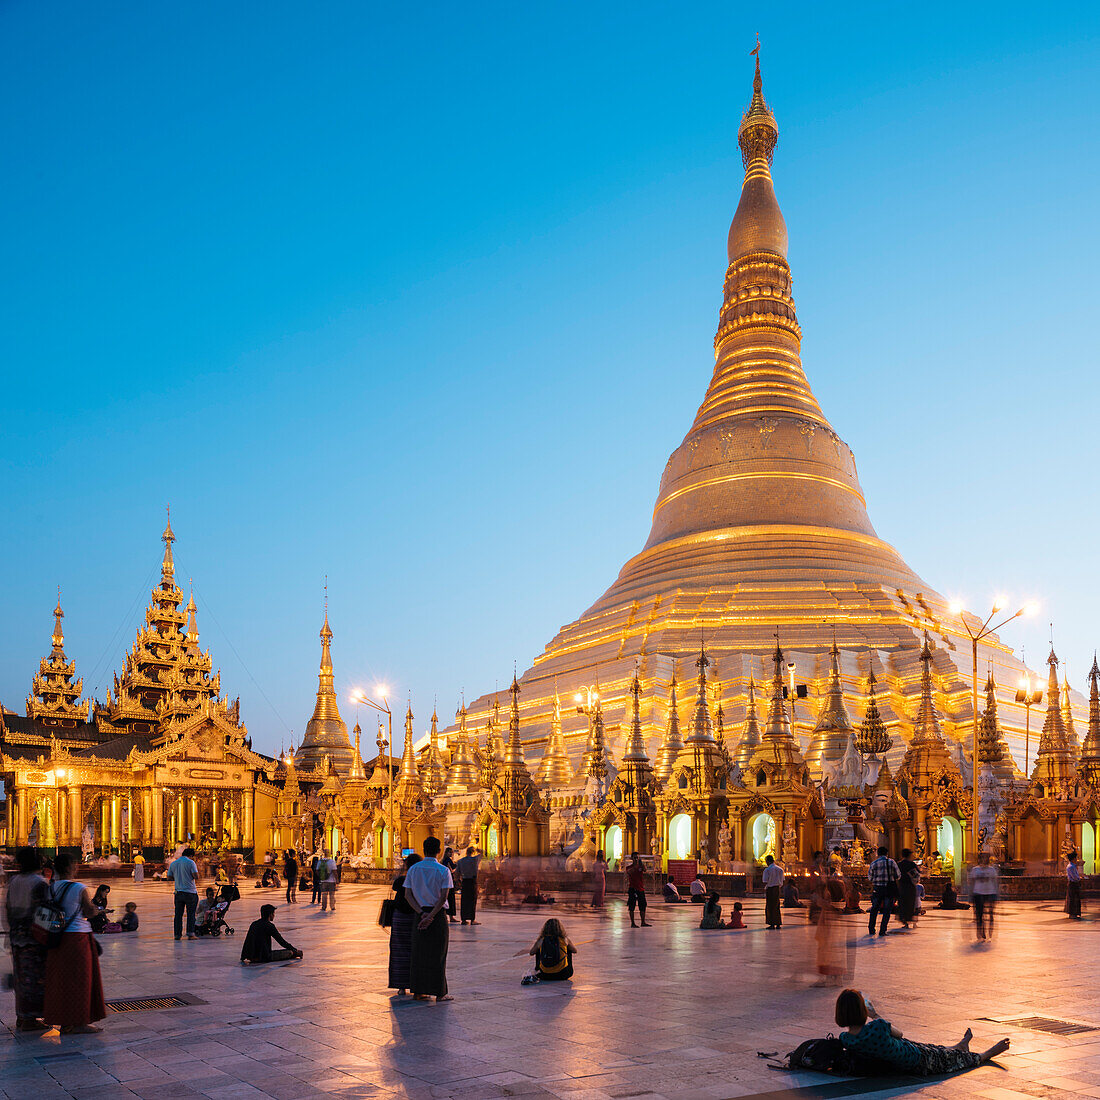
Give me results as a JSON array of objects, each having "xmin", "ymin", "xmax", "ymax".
[
  {"xmin": 604, "ymin": 824, "xmax": 623, "ymax": 868},
  {"xmin": 669, "ymin": 813, "xmax": 691, "ymax": 859},
  {"xmin": 748, "ymin": 812, "xmax": 776, "ymax": 863},
  {"xmin": 484, "ymin": 823, "xmax": 500, "ymax": 859},
  {"xmin": 1082, "ymin": 821, "xmax": 1096, "ymax": 875},
  {"xmin": 937, "ymin": 816, "xmax": 964, "ymax": 883}
]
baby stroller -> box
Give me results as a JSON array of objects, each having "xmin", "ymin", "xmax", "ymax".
[{"xmin": 197, "ymin": 885, "xmax": 239, "ymax": 937}]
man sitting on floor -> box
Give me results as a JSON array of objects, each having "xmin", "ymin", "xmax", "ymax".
[{"xmin": 240, "ymin": 904, "xmax": 303, "ymax": 965}]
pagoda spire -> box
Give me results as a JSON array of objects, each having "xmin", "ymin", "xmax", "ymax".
[
  {"xmin": 622, "ymin": 666, "xmax": 651, "ymax": 764},
  {"xmin": 911, "ymin": 634, "xmax": 945, "ymax": 745},
  {"xmin": 422, "ymin": 707, "xmax": 446, "ymax": 797},
  {"xmin": 653, "ymin": 671, "xmax": 684, "ymax": 783},
  {"xmin": 502, "ymin": 674, "xmax": 531, "ymax": 776},
  {"xmin": 763, "ymin": 640, "xmax": 791, "ymax": 742},
  {"xmin": 294, "ymin": 608, "xmax": 354, "ymax": 772},
  {"xmin": 446, "ymin": 701, "xmax": 480, "ymax": 789},
  {"xmin": 806, "ymin": 636, "xmax": 856, "ymax": 774},
  {"xmin": 1062, "ymin": 669, "xmax": 1080, "ymax": 762},
  {"xmin": 732, "ymin": 666, "xmax": 763, "ymax": 769},
  {"xmin": 1031, "ymin": 647, "xmax": 1076, "ymax": 787},
  {"xmin": 537, "ymin": 691, "xmax": 573, "ymax": 787},
  {"xmin": 184, "ymin": 584, "xmax": 200, "ymax": 650},
  {"xmin": 348, "ymin": 721, "xmax": 366, "ymax": 780},
  {"xmin": 576, "ymin": 684, "xmax": 611, "ymax": 782},
  {"xmin": 687, "ymin": 640, "xmax": 716, "ymax": 744},
  {"xmin": 977, "ymin": 672, "xmax": 1004, "ymax": 765},
  {"xmin": 399, "ymin": 703, "xmax": 418, "ymax": 780},
  {"xmin": 1078, "ymin": 655, "xmax": 1100, "ymax": 787}
]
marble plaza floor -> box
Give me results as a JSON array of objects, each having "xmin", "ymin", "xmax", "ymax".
[{"xmin": 2, "ymin": 882, "xmax": 1099, "ymax": 1100}]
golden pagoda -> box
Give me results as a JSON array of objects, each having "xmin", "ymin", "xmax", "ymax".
[
  {"xmin": 295, "ymin": 609, "xmax": 355, "ymax": 773},
  {"xmin": 442, "ymin": 54, "xmax": 1076, "ymax": 867}
]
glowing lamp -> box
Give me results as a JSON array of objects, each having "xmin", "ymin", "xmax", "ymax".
[{"xmin": 948, "ymin": 600, "xmax": 963, "ymax": 616}]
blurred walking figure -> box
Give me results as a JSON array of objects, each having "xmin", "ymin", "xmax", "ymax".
[
  {"xmin": 1065, "ymin": 851, "xmax": 1083, "ymax": 919},
  {"xmin": 591, "ymin": 849, "xmax": 608, "ymax": 907},
  {"xmin": 762, "ymin": 854, "xmax": 783, "ymax": 929},
  {"xmin": 813, "ymin": 873, "xmax": 850, "ymax": 986},
  {"xmin": 456, "ymin": 846, "xmax": 480, "ymax": 925},
  {"xmin": 866, "ymin": 846, "xmax": 900, "ymax": 937},
  {"xmin": 896, "ymin": 849, "xmax": 919, "ymax": 930},
  {"xmin": 968, "ymin": 852, "xmax": 999, "ymax": 940},
  {"xmin": 283, "ymin": 850, "xmax": 298, "ymax": 904},
  {"xmin": 318, "ymin": 848, "xmax": 338, "ymax": 912}
]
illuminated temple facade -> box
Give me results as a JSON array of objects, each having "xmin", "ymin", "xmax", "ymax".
[{"xmin": 5, "ymin": 61, "xmax": 1100, "ymax": 877}]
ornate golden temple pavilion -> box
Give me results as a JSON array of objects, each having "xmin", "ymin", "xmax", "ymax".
[{"xmin": 5, "ymin": 59, "xmax": 1098, "ymax": 880}]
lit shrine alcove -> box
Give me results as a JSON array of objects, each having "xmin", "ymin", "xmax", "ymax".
[
  {"xmin": 749, "ymin": 812, "xmax": 776, "ymax": 863},
  {"xmin": 937, "ymin": 816, "xmax": 964, "ymax": 884},
  {"xmin": 669, "ymin": 813, "xmax": 692, "ymax": 859},
  {"xmin": 604, "ymin": 824, "xmax": 623, "ymax": 868}
]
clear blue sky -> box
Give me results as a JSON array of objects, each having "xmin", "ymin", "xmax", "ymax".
[{"xmin": 3, "ymin": 2, "xmax": 1098, "ymax": 758}]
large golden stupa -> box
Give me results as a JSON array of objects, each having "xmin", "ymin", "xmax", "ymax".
[{"xmin": 447, "ymin": 59, "xmax": 1076, "ymax": 788}]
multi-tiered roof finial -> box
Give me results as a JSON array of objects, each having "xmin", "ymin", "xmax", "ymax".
[
  {"xmin": 764, "ymin": 638, "xmax": 792, "ymax": 742},
  {"xmin": 348, "ymin": 721, "xmax": 366, "ymax": 780},
  {"xmin": 27, "ymin": 588, "xmax": 86, "ymax": 726},
  {"xmin": 503, "ymin": 674, "xmax": 528, "ymax": 771},
  {"xmin": 422, "ymin": 706, "xmax": 446, "ymax": 797},
  {"xmin": 184, "ymin": 583, "xmax": 200, "ymax": 651},
  {"xmin": 161, "ymin": 506, "xmax": 175, "ymax": 582},
  {"xmin": 397, "ymin": 702, "xmax": 420, "ymax": 784},
  {"xmin": 1031, "ymin": 646, "xmax": 1077, "ymax": 788}
]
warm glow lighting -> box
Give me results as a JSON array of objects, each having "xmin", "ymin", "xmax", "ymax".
[
  {"xmin": 948, "ymin": 599, "xmax": 963, "ymax": 616},
  {"xmin": 54, "ymin": 768, "xmax": 66, "ymax": 780},
  {"xmin": 1019, "ymin": 676, "xmax": 1028, "ymax": 689},
  {"xmin": 574, "ymin": 693, "xmax": 584, "ymax": 703},
  {"xmin": 1024, "ymin": 601, "xmax": 1039, "ymax": 616},
  {"xmin": 375, "ymin": 684, "xmax": 388, "ymax": 698}
]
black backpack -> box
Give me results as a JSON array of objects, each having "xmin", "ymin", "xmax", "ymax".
[
  {"xmin": 539, "ymin": 935, "xmax": 563, "ymax": 970},
  {"xmin": 784, "ymin": 1036, "xmax": 849, "ymax": 1073}
]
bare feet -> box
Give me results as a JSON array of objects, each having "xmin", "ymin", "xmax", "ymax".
[
  {"xmin": 641, "ymin": 920, "xmax": 652, "ymax": 927},
  {"xmin": 436, "ymin": 994, "xmax": 454, "ymax": 1002},
  {"xmin": 979, "ymin": 1038, "xmax": 1010, "ymax": 1063},
  {"xmin": 952, "ymin": 1027, "xmax": 974, "ymax": 1052}
]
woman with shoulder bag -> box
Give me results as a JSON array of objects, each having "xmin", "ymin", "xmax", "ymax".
[
  {"xmin": 43, "ymin": 852, "xmax": 107, "ymax": 1034},
  {"xmin": 388, "ymin": 853, "xmax": 421, "ymax": 996}
]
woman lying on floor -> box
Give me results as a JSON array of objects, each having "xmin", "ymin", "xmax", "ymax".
[{"xmin": 835, "ymin": 989, "xmax": 1008, "ymax": 1075}]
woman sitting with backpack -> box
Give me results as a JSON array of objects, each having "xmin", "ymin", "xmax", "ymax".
[{"xmin": 527, "ymin": 918, "xmax": 576, "ymax": 982}]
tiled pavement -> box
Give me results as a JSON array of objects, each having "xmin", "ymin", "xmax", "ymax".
[{"xmin": 2, "ymin": 882, "xmax": 1098, "ymax": 1100}]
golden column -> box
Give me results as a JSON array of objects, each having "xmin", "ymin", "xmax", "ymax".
[
  {"xmin": 151, "ymin": 787, "xmax": 163, "ymax": 845},
  {"xmin": 68, "ymin": 787, "xmax": 82, "ymax": 846}
]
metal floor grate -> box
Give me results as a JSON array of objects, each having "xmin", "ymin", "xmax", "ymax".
[
  {"xmin": 106, "ymin": 994, "xmax": 196, "ymax": 1013},
  {"xmin": 997, "ymin": 1015, "xmax": 1098, "ymax": 1035}
]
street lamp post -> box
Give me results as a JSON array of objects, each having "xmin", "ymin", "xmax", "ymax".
[
  {"xmin": 1014, "ymin": 673, "xmax": 1043, "ymax": 780},
  {"xmin": 352, "ymin": 687, "xmax": 394, "ymax": 867},
  {"xmin": 950, "ymin": 597, "xmax": 1036, "ymax": 861}
]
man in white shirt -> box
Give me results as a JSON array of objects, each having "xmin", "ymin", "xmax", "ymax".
[
  {"xmin": 318, "ymin": 848, "xmax": 338, "ymax": 912},
  {"xmin": 761, "ymin": 854, "xmax": 784, "ymax": 929},
  {"xmin": 689, "ymin": 874, "xmax": 707, "ymax": 903},
  {"xmin": 402, "ymin": 836, "xmax": 454, "ymax": 1002},
  {"xmin": 167, "ymin": 846, "xmax": 200, "ymax": 940}
]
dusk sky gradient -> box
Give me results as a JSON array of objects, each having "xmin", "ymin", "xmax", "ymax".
[{"xmin": 3, "ymin": 2, "xmax": 1099, "ymax": 757}]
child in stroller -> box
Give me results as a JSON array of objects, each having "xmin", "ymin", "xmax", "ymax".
[{"xmin": 196, "ymin": 884, "xmax": 239, "ymax": 936}]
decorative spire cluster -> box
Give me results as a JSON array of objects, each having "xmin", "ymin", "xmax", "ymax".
[
  {"xmin": 445, "ymin": 702, "xmax": 481, "ymax": 790},
  {"xmin": 806, "ymin": 638, "xmax": 855, "ymax": 772},
  {"xmin": 295, "ymin": 607, "xmax": 354, "ymax": 772},
  {"xmin": 977, "ymin": 672, "xmax": 1004, "ymax": 765},
  {"xmin": 732, "ymin": 667, "xmax": 763, "ymax": 769},
  {"xmin": 911, "ymin": 634, "xmax": 945, "ymax": 745},
  {"xmin": 686, "ymin": 642, "xmax": 716, "ymax": 745}
]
